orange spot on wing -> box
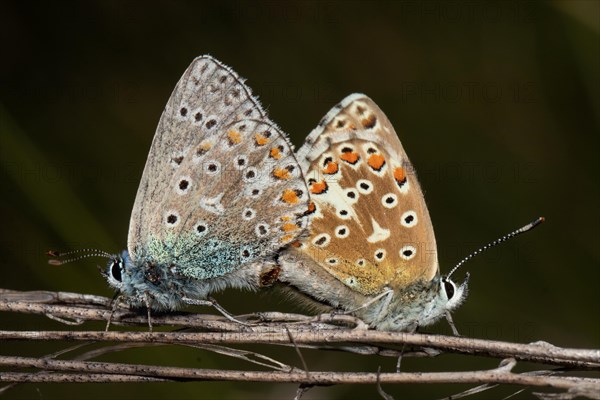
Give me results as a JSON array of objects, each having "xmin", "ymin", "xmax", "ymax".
[
  {"xmin": 281, "ymin": 223, "xmax": 298, "ymax": 232},
  {"xmin": 281, "ymin": 215, "xmax": 292, "ymax": 222},
  {"xmin": 290, "ymin": 241, "xmax": 302, "ymax": 248},
  {"xmin": 281, "ymin": 234, "xmax": 295, "ymax": 243},
  {"xmin": 368, "ymin": 154, "xmax": 385, "ymax": 171},
  {"xmin": 227, "ymin": 130, "xmax": 242, "ymax": 145},
  {"xmin": 304, "ymin": 202, "xmax": 316, "ymax": 215},
  {"xmin": 340, "ymin": 152, "xmax": 359, "ymax": 164},
  {"xmin": 199, "ymin": 141, "xmax": 212, "ymax": 151},
  {"xmin": 310, "ymin": 180, "xmax": 328, "ymax": 194},
  {"xmin": 255, "ymin": 133, "xmax": 269, "ymax": 146},
  {"xmin": 323, "ymin": 161, "xmax": 339, "ymax": 174},
  {"xmin": 394, "ymin": 167, "xmax": 407, "ymax": 185},
  {"xmin": 273, "ymin": 168, "xmax": 291, "ymax": 180},
  {"xmin": 197, "ymin": 141, "xmax": 212, "ymax": 156},
  {"xmin": 270, "ymin": 147, "xmax": 282, "ymax": 159},
  {"xmin": 281, "ymin": 189, "xmax": 299, "ymax": 204}
]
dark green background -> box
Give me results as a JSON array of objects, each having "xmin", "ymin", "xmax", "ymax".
[{"xmin": 1, "ymin": 1, "xmax": 598, "ymax": 399}]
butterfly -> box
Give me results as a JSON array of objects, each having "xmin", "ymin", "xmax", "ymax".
[
  {"xmin": 52, "ymin": 56, "xmax": 310, "ymax": 316},
  {"xmin": 278, "ymin": 94, "xmax": 467, "ymax": 332}
]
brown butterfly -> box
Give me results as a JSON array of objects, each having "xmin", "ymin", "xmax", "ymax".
[
  {"xmin": 279, "ymin": 94, "xmax": 543, "ymax": 332},
  {"xmin": 278, "ymin": 93, "xmax": 468, "ymax": 332}
]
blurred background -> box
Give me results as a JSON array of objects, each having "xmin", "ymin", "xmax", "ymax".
[{"xmin": 1, "ymin": 1, "xmax": 598, "ymax": 399}]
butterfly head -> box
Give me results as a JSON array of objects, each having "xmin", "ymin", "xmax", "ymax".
[
  {"xmin": 104, "ymin": 250, "xmax": 131, "ymax": 291},
  {"xmin": 373, "ymin": 273, "xmax": 468, "ymax": 331},
  {"xmin": 103, "ymin": 250, "xmax": 157, "ymax": 306},
  {"xmin": 439, "ymin": 272, "xmax": 469, "ymax": 313},
  {"xmin": 103, "ymin": 250, "xmax": 178, "ymax": 308}
]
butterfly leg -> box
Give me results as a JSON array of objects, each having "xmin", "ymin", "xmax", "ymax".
[
  {"xmin": 396, "ymin": 323, "xmax": 420, "ymax": 371},
  {"xmin": 344, "ymin": 289, "xmax": 394, "ymax": 315},
  {"xmin": 182, "ymin": 296, "xmax": 250, "ymax": 326},
  {"xmin": 445, "ymin": 311, "xmax": 461, "ymax": 336},
  {"xmin": 143, "ymin": 293, "xmax": 153, "ymax": 332},
  {"xmin": 105, "ymin": 293, "xmax": 124, "ymax": 332},
  {"xmin": 395, "ymin": 342, "xmax": 407, "ymax": 372}
]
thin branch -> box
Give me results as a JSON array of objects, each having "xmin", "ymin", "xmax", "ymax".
[
  {"xmin": 0, "ymin": 372, "xmax": 170, "ymax": 383},
  {"xmin": 1, "ymin": 330, "xmax": 597, "ymax": 369},
  {"xmin": 1, "ymin": 355, "xmax": 598, "ymax": 389},
  {"xmin": 285, "ymin": 326, "xmax": 310, "ymax": 377},
  {"xmin": 1, "ymin": 288, "xmax": 599, "ymax": 397}
]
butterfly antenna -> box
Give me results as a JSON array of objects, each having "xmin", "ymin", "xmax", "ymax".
[
  {"xmin": 447, "ymin": 217, "xmax": 545, "ymax": 279},
  {"xmin": 47, "ymin": 248, "xmax": 113, "ymax": 266}
]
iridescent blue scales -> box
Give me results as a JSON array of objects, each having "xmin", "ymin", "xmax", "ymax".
[{"xmin": 105, "ymin": 56, "xmax": 309, "ymax": 310}]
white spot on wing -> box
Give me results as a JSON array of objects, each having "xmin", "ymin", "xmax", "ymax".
[
  {"xmin": 374, "ymin": 248, "xmax": 387, "ymax": 261},
  {"xmin": 175, "ymin": 176, "xmax": 192, "ymax": 195},
  {"xmin": 334, "ymin": 225, "xmax": 350, "ymax": 238},
  {"xmin": 381, "ymin": 193, "xmax": 398, "ymax": 208},
  {"xmin": 164, "ymin": 210, "xmax": 180, "ymax": 227},
  {"xmin": 199, "ymin": 193, "xmax": 225, "ymax": 215},
  {"xmin": 400, "ymin": 245, "xmax": 417, "ymax": 260},
  {"xmin": 357, "ymin": 179, "xmax": 374, "ymax": 194},
  {"xmin": 367, "ymin": 218, "xmax": 390, "ymax": 243},
  {"xmin": 242, "ymin": 207, "xmax": 256, "ymax": 221},
  {"xmin": 401, "ymin": 210, "xmax": 418, "ymax": 228}
]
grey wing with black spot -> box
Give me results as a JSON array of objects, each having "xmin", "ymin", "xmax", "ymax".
[{"xmin": 127, "ymin": 56, "xmax": 309, "ymax": 279}]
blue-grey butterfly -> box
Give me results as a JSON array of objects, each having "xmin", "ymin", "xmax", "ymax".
[{"xmin": 51, "ymin": 56, "xmax": 309, "ymax": 317}]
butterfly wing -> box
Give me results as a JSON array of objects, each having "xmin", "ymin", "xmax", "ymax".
[
  {"xmin": 128, "ymin": 56, "xmax": 308, "ymax": 279},
  {"xmin": 297, "ymin": 93, "xmax": 407, "ymax": 171},
  {"xmin": 294, "ymin": 94, "xmax": 438, "ymax": 295}
]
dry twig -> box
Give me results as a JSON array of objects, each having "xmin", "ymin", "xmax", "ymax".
[{"xmin": 1, "ymin": 288, "xmax": 599, "ymax": 399}]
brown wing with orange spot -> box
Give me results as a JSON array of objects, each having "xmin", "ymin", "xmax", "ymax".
[{"xmin": 293, "ymin": 95, "xmax": 439, "ymax": 295}]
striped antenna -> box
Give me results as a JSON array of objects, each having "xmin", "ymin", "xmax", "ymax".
[
  {"xmin": 446, "ymin": 217, "xmax": 544, "ymax": 279},
  {"xmin": 47, "ymin": 248, "xmax": 113, "ymax": 266}
]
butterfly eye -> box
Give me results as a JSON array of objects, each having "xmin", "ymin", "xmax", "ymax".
[
  {"xmin": 443, "ymin": 279, "xmax": 456, "ymax": 300},
  {"xmin": 109, "ymin": 259, "xmax": 123, "ymax": 283}
]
